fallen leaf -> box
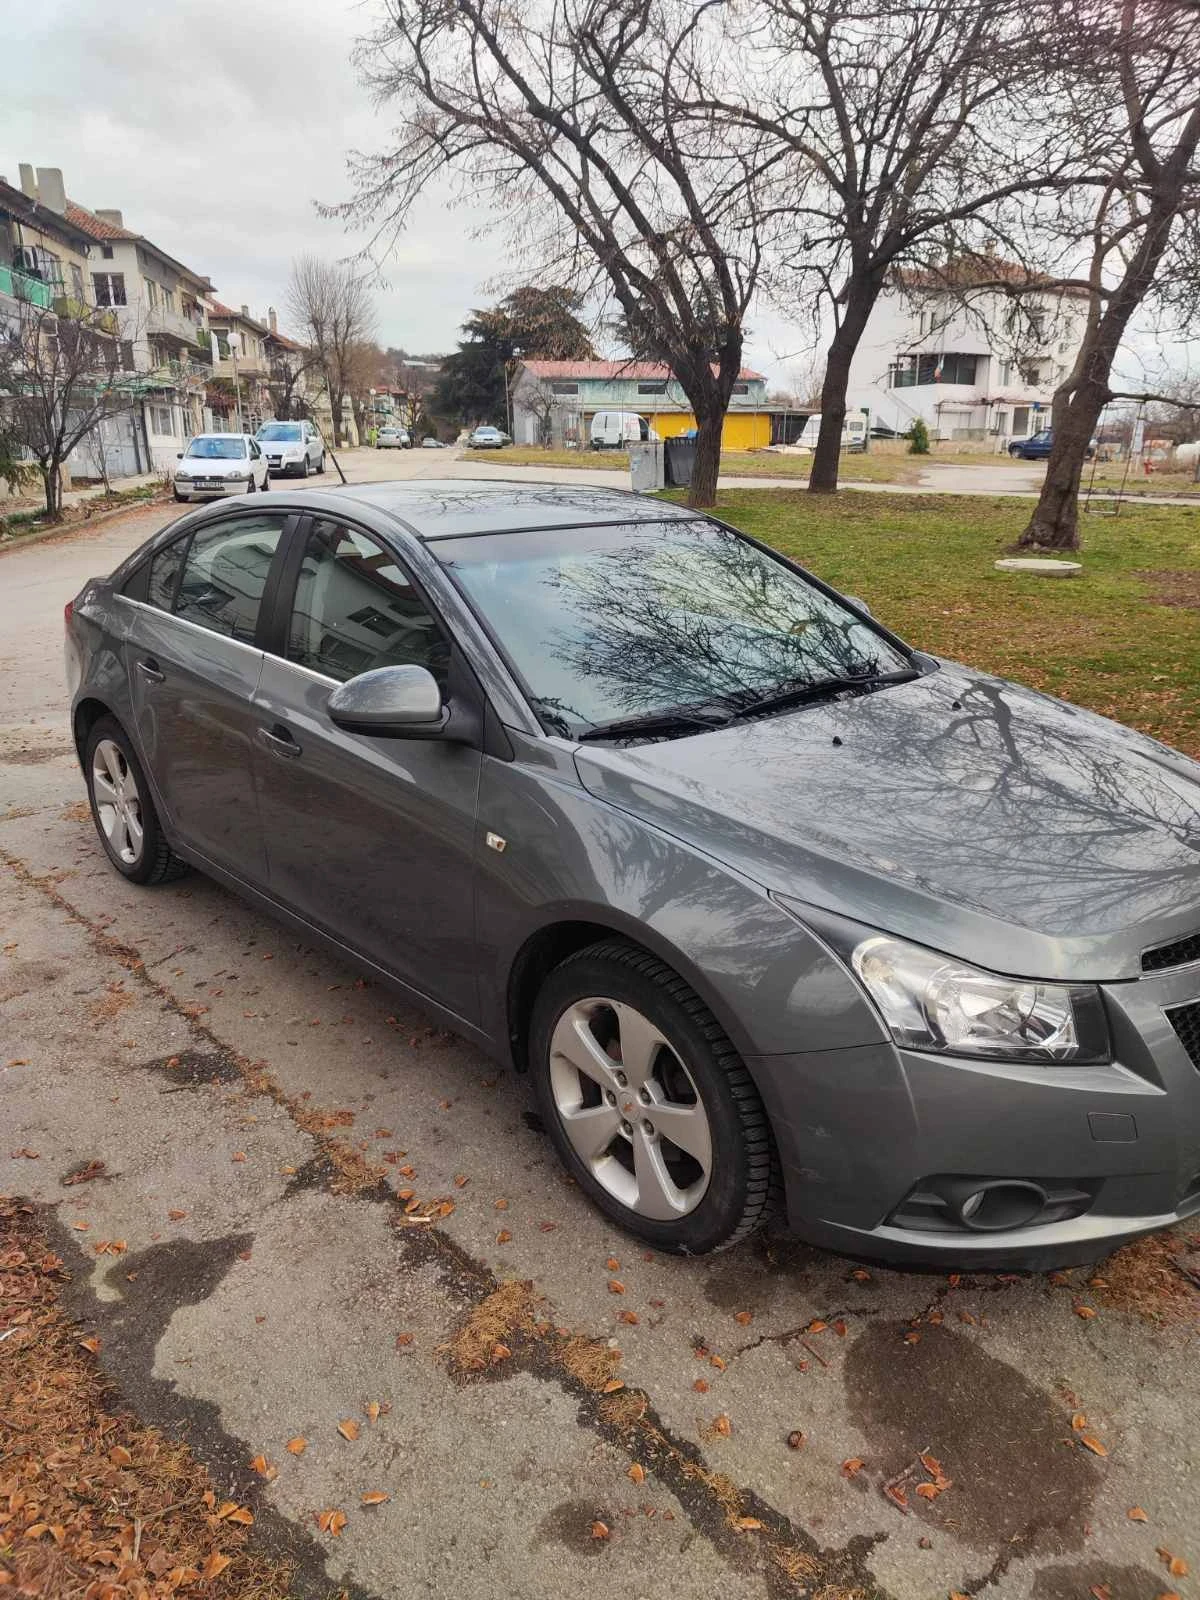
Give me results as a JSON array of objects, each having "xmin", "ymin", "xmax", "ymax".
[
  {"xmin": 492, "ymin": 1343, "xmax": 512, "ymax": 1360},
  {"xmin": 1072, "ymin": 1413, "xmax": 1088, "ymax": 1431},
  {"xmin": 496, "ymin": 1228, "xmax": 512, "ymax": 1244},
  {"xmin": 108, "ymin": 1445, "xmax": 132, "ymax": 1467},
  {"xmin": 842, "ymin": 1457, "xmax": 865, "ymax": 1477},
  {"xmin": 167, "ymin": 1209, "xmax": 188, "ymax": 1221},
  {"xmin": 787, "ymin": 1430, "xmax": 805, "ymax": 1449},
  {"xmin": 733, "ymin": 1310, "xmax": 753, "ymax": 1325},
  {"xmin": 1075, "ymin": 1304, "xmax": 1097, "ymax": 1319},
  {"xmin": 454, "ymin": 1174, "xmax": 469, "ymax": 1188},
  {"xmin": 712, "ymin": 1414, "xmax": 732, "ymax": 1437},
  {"xmin": 618, "ymin": 1310, "xmax": 639, "ymax": 1325},
  {"xmin": 286, "ymin": 1436, "xmax": 307, "ymax": 1454},
  {"xmin": 602, "ymin": 1378, "xmax": 625, "ymax": 1393},
  {"xmin": 958, "ymin": 1309, "xmax": 977, "ymax": 1325},
  {"xmin": 79, "ymin": 1335, "xmax": 101, "ymax": 1353},
  {"xmin": 365, "ymin": 1401, "xmax": 382, "ymax": 1424},
  {"xmin": 1079, "ymin": 1436, "xmax": 1108, "ymax": 1457},
  {"xmin": 1156, "ymin": 1551, "xmax": 1189, "ymax": 1578},
  {"xmin": 734, "ymin": 1516, "xmax": 763, "ymax": 1530},
  {"xmin": 1090, "ymin": 1587, "xmax": 1112, "ymax": 1600},
  {"xmin": 693, "ymin": 1378, "xmax": 710, "ymax": 1393},
  {"xmin": 1128, "ymin": 1507, "xmax": 1149, "ymax": 1522},
  {"xmin": 318, "ymin": 1509, "xmax": 347, "ymax": 1536},
  {"xmin": 202, "ymin": 1553, "xmax": 232, "ymax": 1581},
  {"xmin": 226, "ymin": 1506, "xmax": 254, "ymax": 1525},
  {"xmin": 71, "ymin": 1220, "xmax": 90, "ymax": 1231},
  {"xmin": 916, "ymin": 1482, "xmax": 941, "ymax": 1501},
  {"xmin": 608, "ymin": 1279, "xmax": 626, "ymax": 1294},
  {"xmin": 605, "ymin": 1257, "xmax": 620, "ymax": 1271},
  {"xmin": 337, "ymin": 1419, "xmax": 360, "ymax": 1441},
  {"xmin": 361, "ymin": 1491, "xmax": 391, "ymax": 1506},
  {"xmin": 833, "ymin": 1319, "xmax": 848, "ymax": 1337},
  {"xmin": 885, "ymin": 1483, "xmax": 909, "ymax": 1509},
  {"xmin": 250, "ymin": 1454, "xmax": 270, "ymax": 1476},
  {"xmin": 628, "ymin": 1463, "xmax": 645, "ymax": 1485},
  {"xmin": 591, "ymin": 1521, "xmax": 610, "ymax": 1541},
  {"xmin": 903, "ymin": 1331, "xmax": 922, "ymax": 1345},
  {"xmin": 395, "ymin": 1332, "xmax": 414, "ymax": 1348},
  {"xmin": 232, "ymin": 1151, "xmax": 246, "ymax": 1163},
  {"xmin": 62, "ymin": 1159, "xmax": 106, "ymax": 1186},
  {"xmin": 494, "ymin": 1197, "xmax": 509, "ymax": 1210},
  {"xmin": 851, "ymin": 1268, "xmax": 871, "ymax": 1281},
  {"xmin": 806, "ymin": 1319, "xmax": 828, "ymax": 1333}
]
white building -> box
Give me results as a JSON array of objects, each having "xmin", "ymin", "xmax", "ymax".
[
  {"xmin": 845, "ymin": 261, "xmax": 1091, "ymax": 445},
  {"xmin": 64, "ymin": 195, "xmax": 215, "ymax": 468}
]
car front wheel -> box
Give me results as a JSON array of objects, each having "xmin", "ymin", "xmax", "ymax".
[
  {"xmin": 530, "ymin": 940, "xmax": 776, "ymax": 1253},
  {"xmin": 84, "ymin": 717, "xmax": 189, "ymax": 886}
]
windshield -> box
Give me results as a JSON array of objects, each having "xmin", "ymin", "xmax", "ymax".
[
  {"xmin": 437, "ymin": 520, "xmax": 910, "ymax": 738},
  {"xmin": 186, "ymin": 437, "xmax": 247, "ymax": 459},
  {"xmin": 257, "ymin": 424, "xmax": 302, "ymax": 442}
]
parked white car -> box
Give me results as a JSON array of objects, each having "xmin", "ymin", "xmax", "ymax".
[
  {"xmin": 590, "ymin": 411, "xmax": 659, "ymax": 449},
  {"xmin": 795, "ymin": 413, "xmax": 869, "ymax": 453},
  {"xmin": 376, "ymin": 426, "xmax": 411, "ymax": 449},
  {"xmin": 255, "ymin": 420, "xmax": 325, "ymax": 476},
  {"xmin": 174, "ymin": 434, "xmax": 270, "ymax": 501}
]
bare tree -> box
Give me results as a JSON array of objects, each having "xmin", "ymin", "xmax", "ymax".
[
  {"xmin": 0, "ymin": 297, "xmax": 136, "ymax": 519},
  {"xmin": 286, "ymin": 256, "xmax": 375, "ymax": 448},
  {"xmin": 342, "ymin": 0, "xmax": 779, "ymax": 507},
  {"xmin": 696, "ymin": 0, "xmax": 1082, "ymax": 491},
  {"xmin": 1012, "ymin": 0, "xmax": 1200, "ymax": 549}
]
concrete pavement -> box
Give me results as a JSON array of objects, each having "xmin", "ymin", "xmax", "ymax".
[{"xmin": 2, "ymin": 466, "xmax": 1199, "ymax": 1600}]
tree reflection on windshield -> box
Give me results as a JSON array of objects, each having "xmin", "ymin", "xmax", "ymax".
[{"xmin": 441, "ymin": 521, "xmax": 909, "ymax": 736}]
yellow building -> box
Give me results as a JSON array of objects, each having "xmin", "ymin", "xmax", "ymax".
[{"xmin": 646, "ymin": 410, "xmax": 772, "ymax": 450}]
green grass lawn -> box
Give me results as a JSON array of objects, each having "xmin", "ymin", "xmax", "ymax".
[
  {"xmin": 691, "ymin": 489, "xmax": 1200, "ymax": 759},
  {"xmin": 476, "ymin": 444, "xmax": 925, "ymax": 482}
]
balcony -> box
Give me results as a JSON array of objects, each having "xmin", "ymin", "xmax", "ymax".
[
  {"xmin": 148, "ymin": 305, "xmax": 207, "ymax": 349},
  {"xmin": 0, "ymin": 263, "xmax": 54, "ymax": 310}
]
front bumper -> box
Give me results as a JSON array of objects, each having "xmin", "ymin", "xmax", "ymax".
[
  {"xmin": 748, "ymin": 960, "xmax": 1200, "ymax": 1269},
  {"xmin": 175, "ymin": 478, "xmax": 254, "ymax": 498}
]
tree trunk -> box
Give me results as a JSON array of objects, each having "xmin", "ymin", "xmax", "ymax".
[
  {"xmin": 330, "ymin": 391, "xmax": 345, "ymax": 449},
  {"xmin": 809, "ymin": 279, "xmax": 881, "ymax": 495},
  {"xmin": 687, "ymin": 409, "xmax": 723, "ymax": 508},
  {"xmin": 41, "ymin": 460, "xmax": 63, "ymax": 520},
  {"xmin": 1016, "ymin": 381, "xmax": 1106, "ymax": 550}
]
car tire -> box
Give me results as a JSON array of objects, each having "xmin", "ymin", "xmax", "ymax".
[
  {"xmin": 300, "ymin": 454, "xmax": 309, "ymax": 478},
  {"xmin": 84, "ymin": 716, "xmax": 190, "ymax": 887},
  {"xmin": 173, "ymin": 490, "xmax": 187, "ymax": 502},
  {"xmin": 318, "ymin": 453, "xmax": 326, "ymax": 473},
  {"xmin": 530, "ymin": 939, "xmax": 776, "ymax": 1254}
]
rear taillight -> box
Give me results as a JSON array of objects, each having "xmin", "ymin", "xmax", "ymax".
[{"xmin": 64, "ymin": 599, "xmax": 74, "ymax": 628}]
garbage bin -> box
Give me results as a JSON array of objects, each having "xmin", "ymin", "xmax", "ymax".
[
  {"xmin": 629, "ymin": 440, "xmax": 664, "ymax": 492},
  {"xmin": 663, "ymin": 436, "xmax": 697, "ymax": 488}
]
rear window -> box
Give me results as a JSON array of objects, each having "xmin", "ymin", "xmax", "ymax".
[
  {"xmin": 147, "ymin": 540, "xmax": 187, "ymax": 610},
  {"xmin": 258, "ymin": 424, "xmax": 303, "ymax": 442}
]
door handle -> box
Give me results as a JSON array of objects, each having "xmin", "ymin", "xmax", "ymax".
[
  {"xmin": 256, "ymin": 724, "xmax": 302, "ymax": 759},
  {"xmin": 136, "ymin": 657, "xmax": 165, "ymax": 684}
]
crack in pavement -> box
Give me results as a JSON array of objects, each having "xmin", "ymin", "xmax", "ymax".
[{"xmin": 1, "ymin": 845, "xmax": 895, "ymax": 1600}]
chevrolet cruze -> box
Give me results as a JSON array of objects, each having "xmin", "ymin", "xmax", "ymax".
[{"xmin": 64, "ymin": 482, "xmax": 1200, "ymax": 1266}]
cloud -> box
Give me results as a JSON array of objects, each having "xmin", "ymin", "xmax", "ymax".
[{"xmin": 3, "ymin": 0, "xmax": 805, "ymax": 380}]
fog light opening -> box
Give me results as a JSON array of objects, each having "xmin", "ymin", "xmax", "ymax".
[{"xmin": 951, "ymin": 1181, "xmax": 1048, "ymax": 1232}]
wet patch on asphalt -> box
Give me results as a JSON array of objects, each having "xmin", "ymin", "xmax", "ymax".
[
  {"xmin": 1029, "ymin": 1560, "xmax": 1166, "ymax": 1599},
  {"xmin": 140, "ymin": 1046, "xmax": 243, "ymax": 1087},
  {"xmin": 45, "ymin": 1216, "xmax": 383, "ymax": 1600},
  {"xmin": 844, "ymin": 1320, "xmax": 1101, "ymax": 1556},
  {"xmin": 0, "ymin": 957, "xmax": 67, "ymax": 1003},
  {"xmin": 533, "ymin": 1497, "xmax": 614, "ymax": 1556},
  {"xmin": 702, "ymin": 1227, "xmax": 827, "ymax": 1316}
]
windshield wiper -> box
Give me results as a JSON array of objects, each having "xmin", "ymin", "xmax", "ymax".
[
  {"xmin": 576, "ymin": 702, "xmax": 732, "ymax": 743},
  {"xmin": 722, "ymin": 667, "xmax": 920, "ymax": 720}
]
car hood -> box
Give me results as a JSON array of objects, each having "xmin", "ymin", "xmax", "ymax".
[{"xmin": 573, "ymin": 662, "xmax": 1200, "ymax": 981}]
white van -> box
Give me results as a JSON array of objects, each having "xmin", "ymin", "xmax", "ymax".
[
  {"xmin": 796, "ymin": 412, "xmax": 868, "ymax": 453},
  {"xmin": 590, "ymin": 411, "xmax": 660, "ymax": 449}
]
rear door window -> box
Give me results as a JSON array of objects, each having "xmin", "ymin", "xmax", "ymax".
[
  {"xmin": 175, "ymin": 514, "xmax": 289, "ymax": 644},
  {"xmin": 146, "ymin": 539, "xmax": 188, "ymax": 610}
]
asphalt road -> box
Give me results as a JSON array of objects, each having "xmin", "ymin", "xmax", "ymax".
[{"xmin": 2, "ymin": 460, "xmax": 1198, "ymax": 1600}]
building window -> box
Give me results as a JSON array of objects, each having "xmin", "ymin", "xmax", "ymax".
[
  {"xmin": 1018, "ymin": 361, "xmax": 1042, "ymax": 386},
  {"xmin": 150, "ymin": 405, "xmax": 177, "ymax": 436},
  {"xmin": 998, "ymin": 361, "xmax": 1012, "ymax": 385},
  {"xmin": 637, "ymin": 381, "xmax": 667, "ymax": 395},
  {"xmin": 550, "ymin": 381, "xmax": 579, "ymax": 395},
  {"xmin": 93, "ymin": 273, "xmax": 127, "ymax": 307},
  {"xmin": 161, "ymin": 287, "xmax": 176, "ymax": 314},
  {"xmin": 937, "ymin": 353, "xmax": 978, "ymax": 385},
  {"xmin": 731, "ymin": 382, "xmax": 749, "ymax": 396},
  {"xmin": 70, "ymin": 263, "xmax": 85, "ymax": 303},
  {"xmin": 101, "ymin": 243, "xmax": 114, "ymax": 260},
  {"xmin": 118, "ymin": 340, "xmax": 135, "ymax": 369},
  {"xmin": 15, "ymin": 245, "xmax": 64, "ymax": 289},
  {"xmin": 145, "ymin": 278, "xmax": 159, "ymax": 310}
]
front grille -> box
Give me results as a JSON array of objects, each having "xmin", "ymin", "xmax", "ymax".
[
  {"xmin": 1166, "ymin": 1000, "xmax": 1200, "ymax": 1070},
  {"xmin": 1143, "ymin": 931, "xmax": 1200, "ymax": 972}
]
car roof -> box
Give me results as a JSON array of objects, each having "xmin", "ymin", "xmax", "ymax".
[{"xmin": 316, "ymin": 480, "xmax": 698, "ymax": 541}]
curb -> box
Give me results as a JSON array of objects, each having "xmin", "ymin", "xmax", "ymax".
[{"xmin": 0, "ymin": 490, "xmax": 173, "ymax": 557}]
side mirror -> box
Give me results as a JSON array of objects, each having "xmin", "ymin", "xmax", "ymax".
[
  {"xmin": 842, "ymin": 594, "xmax": 872, "ymax": 616},
  {"xmin": 176, "ymin": 451, "xmax": 183, "ymax": 459},
  {"xmin": 326, "ymin": 664, "xmax": 447, "ymax": 736}
]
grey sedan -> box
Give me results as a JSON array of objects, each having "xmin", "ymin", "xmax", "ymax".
[{"xmin": 64, "ymin": 483, "xmax": 1200, "ymax": 1267}]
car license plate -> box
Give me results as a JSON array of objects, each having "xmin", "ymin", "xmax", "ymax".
[{"xmin": 194, "ymin": 478, "xmax": 223, "ymax": 489}]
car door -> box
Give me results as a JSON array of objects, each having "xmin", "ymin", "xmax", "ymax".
[
  {"xmin": 122, "ymin": 509, "xmax": 295, "ymax": 883},
  {"xmin": 305, "ymin": 424, "xmax": 320, "ymax": 469},
  {"xmin": 250, "ymin": 513, "xmax": 484, "ymax": 1022}
]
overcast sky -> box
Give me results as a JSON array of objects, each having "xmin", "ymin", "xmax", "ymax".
[{"xmin": 3, "ymin": 0, "xmax": 812, "ymax": 383}]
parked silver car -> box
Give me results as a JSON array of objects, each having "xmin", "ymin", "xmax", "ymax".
[
  {"xmin": 376, "ymin": 426, "xmax": 411, "ymax": 449},
  {"xmin": 173, "ymin": 434, "xmax": 269, "ymax": 501},
  {"xmin": 255, "ymin": 420, "xmax": 326, "ymax": 477},
  {"xmin": 64, "ymin": 483, "xmax": 1200, "ymax": 1266}
]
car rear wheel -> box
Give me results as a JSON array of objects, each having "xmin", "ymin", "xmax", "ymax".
[
  {"xmin": 318, "ymin": 452, "xmax": 326, "ymax": 473},
  {"xmin": 530, "ymin": 940, "xmax": 776, "ymax": 1253},
  {"xmin": 300, "ymin": 454, "xmax": 309, "ymax": 477},
  {"xmin": 84, "ymin": 717, "xmax": 189, "ymax": 886}
]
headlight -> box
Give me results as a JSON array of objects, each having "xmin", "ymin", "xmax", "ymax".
[{"xmin": 850, "ymin": 934, "xmax": 1109, "ymax": 1063}]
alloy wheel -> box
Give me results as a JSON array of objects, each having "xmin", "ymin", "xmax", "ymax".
[
  {"xmin": 548, "ymin": 997, "xmax": 712, "ymax": 1219},
  {"xmin": 91, "ymin": 739, "xmax": 144, "ymax": 866}
]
